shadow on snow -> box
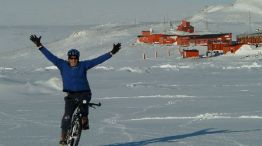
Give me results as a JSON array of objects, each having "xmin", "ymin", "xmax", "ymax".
[{"xmin": 103, "ymin": 128, "xmax": 260, "ymax": 146}]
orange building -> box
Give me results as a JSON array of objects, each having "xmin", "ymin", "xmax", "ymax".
[
  {"xmin": 137, "ymin": 20, "xmax": 232, "ymax": 47},
  {"xmin": 182, "ymin": 49, "xmax": 199, "ymax": 58},
  {"xmin": 137, "ymin": 31, "xmax": 165, "ymax": 44},
  {"xmin": 237, "ymin": 32, "xmax": 262, "ymax": 46},
  {"xmin": 180, "ymin": 33, "xmax": 232, "ymax": 46},
  {"xmin": 207, "ymin": 41, "xmax": 243, "ymax": 54}
]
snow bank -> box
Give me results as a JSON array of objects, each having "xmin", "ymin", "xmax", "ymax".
[
  {"xmin": 34, "ymin": 77, "xmax": 62, "ymax": 91},
  {"xmin": 235, "ymin": 45, "xmax": 262, "ymax": 56},
  {"xmin": 119, "ymin": 67, "xmax": 144, "ymax": 73}
]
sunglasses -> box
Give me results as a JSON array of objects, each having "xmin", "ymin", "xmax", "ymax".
[{"xmin": 68, "ymin": 57, "xmax": 78, "ymax": 60}]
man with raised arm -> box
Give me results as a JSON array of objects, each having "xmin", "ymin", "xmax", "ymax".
[{"xmin": 30, "ymin": 35, "xmax": 121, "ymax": 145}]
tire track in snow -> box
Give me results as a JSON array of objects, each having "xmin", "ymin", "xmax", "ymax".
[
  {"xmin": 100, "ymin": 113, "xmax": 134, "ymax": 142},
  {"xmin": 100, "ymin": 95, "xmax": 195, "ymax": 100}
]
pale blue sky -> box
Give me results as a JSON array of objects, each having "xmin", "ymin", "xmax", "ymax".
[{"xmin": 0, "ymin": 0, "xmax": 235, "ymax": 26}]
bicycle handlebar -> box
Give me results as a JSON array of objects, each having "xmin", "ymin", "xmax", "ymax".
[
  {"xmin": 88, "ymin": 102, "xmax": 101, "ymax": 108},
  {"xmin": 74, "ymin": 98, "xmax": 101, "ymax": 109}
]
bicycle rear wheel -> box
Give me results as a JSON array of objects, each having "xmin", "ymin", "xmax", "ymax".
[{"xmin": 66, "ymin": 114, "xmax": 82, "ymax": 146}]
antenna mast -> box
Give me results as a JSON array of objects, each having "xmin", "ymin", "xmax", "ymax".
[{"xmin": 248, "ymin": 11, "xmax": 252, "ymax": 33}]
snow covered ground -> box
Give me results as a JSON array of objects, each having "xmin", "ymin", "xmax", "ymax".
[{"xmin": 0, "ymin": 22, "xmax": 261, "ymax": 146}]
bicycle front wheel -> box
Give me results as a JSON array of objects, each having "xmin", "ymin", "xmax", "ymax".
[{"xmin": 67, "ymin": 115, "xmax": 82, "ymax": 146}]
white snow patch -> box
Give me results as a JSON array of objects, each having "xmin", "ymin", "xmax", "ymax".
[
  {"xmin": 223, "ymin": 62, "xmax": 262, "ymax": 70},
  {"xmin": 95, "ymin": 66, "xmax": 114, "ymax": 71},
  {"xmin": 45, "ymin": 66, "xmax": 58, "ymax": 70},
  {"xmin": 239, "ymin": 115, "xmax": 262, "ymax": 119},
  {"xmin": 35, "ymin": 66, "xmax": 58, "ymax": 71},
  {"xmin": 153, "ymin": 64, "xmax": 178, "ymax": 70},
  {"xmin": 119, "ymin": 67, "xmax": 143, "ymax": 73},
  {"xmin": 0, "ymin": 67, "xmax": 14, "ymax": 71},
  {"xmin": 130, "ymin": 113, "xmax": 262, "ymax": 121},
  {"xmin": 152, "ymin": 64, "xmax": 191, "ymax": 70},
  {"xmin": 240, "ymin": 90, "xmax": 249, "ymax": 92},
  {"xmin": 34, "ymin": 77, "xmax": 62, "ymax": 91},
  {"xmin": 241, "ymin": 62, "xmax": 262, "ymax": 69},
  {"xmin": 126, "ymin": 82, "xmax": 144, "ymax": 88}
]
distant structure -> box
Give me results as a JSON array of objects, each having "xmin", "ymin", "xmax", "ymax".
[
  {"xmin": 181, "ymin": 49, "xmax": 199, "ymax": 58},
  {"xmin": 137, "ymin": 19, "xmax": 232, "ymax": 47},
  {"xmin": 176, "ymin": 19, "xmax": 194, "ymax": 33},
  {"xmin": 237, "ymin": 32, "xmax": 262, "ymax": 47},
  {"xmin": 137, "ymin": 19, "xmax": 245, "ymax": 58},
  {"xmin": 207, "ymin": 40, "xmax": 242, "ymax": 55},
  {"xmin": 248, "ymin": 11, "xmax": 252, "ymax": 34}
]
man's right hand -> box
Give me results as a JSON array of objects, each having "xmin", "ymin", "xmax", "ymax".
[{"xmin": 30, "ymin": 35, "xmax": 42, "ymax": 47}]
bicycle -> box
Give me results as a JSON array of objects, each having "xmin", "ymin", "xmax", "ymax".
[{"xmin": 64, "ymin": 99, "xmax": 101, "ymax": 146}]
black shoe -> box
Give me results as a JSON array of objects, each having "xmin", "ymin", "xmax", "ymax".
[
  {"xmin": 82, "ymin": 117, "xmax": 89, "ymax": 130},
  {"xmin": 59, "ymin": 140, "xmax": 67, "ymax": 145}
]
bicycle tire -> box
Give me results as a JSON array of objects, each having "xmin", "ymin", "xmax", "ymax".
[{"xmin": 66, "ymin": 112, "xmax": 82, "ymax": 146}]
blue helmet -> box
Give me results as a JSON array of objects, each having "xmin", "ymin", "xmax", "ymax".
[{"xmin": 67, "ymin": 49, "xmax": 80, "ymax": 58}]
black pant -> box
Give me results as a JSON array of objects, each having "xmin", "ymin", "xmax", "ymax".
[{"xmin": 61, "ymin": 92, "xmax": 91, "ymax": 131}]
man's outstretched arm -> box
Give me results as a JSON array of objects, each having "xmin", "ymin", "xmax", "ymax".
[
  {"xmin": 30, "ymin": 35, "xmax": 64, "ymax": 67},
  {"xmin": 84, "ymin": 43, "xmax": 121, "ymax": 69}
]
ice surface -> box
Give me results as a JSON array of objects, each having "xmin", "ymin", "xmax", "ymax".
[{"xmin": 0, "ymin": 24, "xmax": 261, "ymax": 146}]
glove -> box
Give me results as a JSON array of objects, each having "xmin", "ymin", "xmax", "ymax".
[
  {"xmin": 111, "ymin": 43, "xmax": 121, "ymax": 55},
  {"xmin": 30, "ymin": 35, "xmax": 42, "ymax": 47}
]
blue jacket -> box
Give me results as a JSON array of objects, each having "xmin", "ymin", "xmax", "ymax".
[{"xmin": 40, "ymin": 47, "xmax": 112, "ymax": 93}]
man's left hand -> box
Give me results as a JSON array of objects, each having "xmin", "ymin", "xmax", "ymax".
[{"xmin": 111, "ymin": 43, "xmax": 121, "ymax": 55}]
